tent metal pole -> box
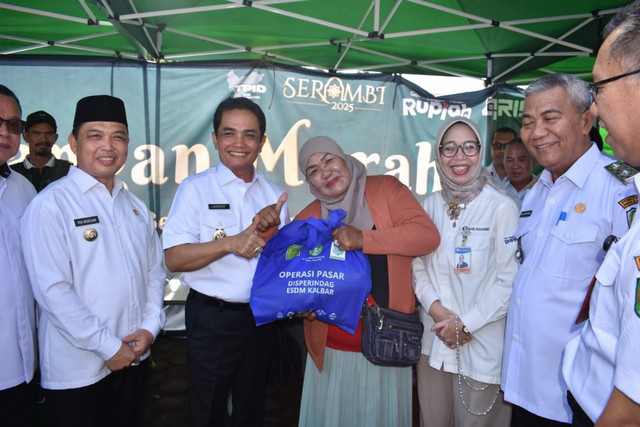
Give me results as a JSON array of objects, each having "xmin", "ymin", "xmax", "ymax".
[
  {"xmin": 493, "ymin": 16, "xmax": 595, "ymax": 82},
  {"xmin": 118, "ymin": 0, "xmax": 301, "ymax": 21},
  {"xmin": 333, "ymin": 1, "xmax": 374, "ymax": 71},
  {"xmin": 499, "ymin": 24, "xmax": 591, "ymax": 53},
  {"xmin": 163, "ymin": 49, "xmax": 245, "ymax": 60},
  {"xmin": 164, "ymin": 28, "xmax": 245, "ymax": 50},
  {"xmin": 250, "ymin": 3, "xmax": 370, "ymax": 37},
  {"xmin": 1, "ymin": 44, "xmax": 48, "ymax": 55},
  {"xmin": 407, "ymin": 0, "xmax": 493, "ymax": 25},
  {"xmin": 0, "ymin": 2, "xmax": 90, "ymax": 24},
  {"xmin": 385, "ymin": 24, "xmax": 490, "ymax": 39},
  {"xmin": 260, "ymin": 41, "xmax": 330, "ymax": 50},
  {"xmin": 419, "ymin": 55, "xmax": 486, "ymax": 64},
  {"xmin": 57, "ymin": 43, "xmax": 138, "ymax": 58},
  {"xmin": 98, "ymin": 0, "xmax": 115, "ymax": 19},
  {"xmin": 125, "ymin": 0, "xmax": 160, "ymax": 57},
  {"xmin": 505, "ymin": 13, "xmax": 598, "ymax": 25},
  {"xmin": 373, "ymin": 0, "xmax": 380, "ymax": 32},
  {"xmin": 78, "ymin": 0, "xmax": 100, "ymax": 24},
  {"xmin": 58, "ymin": 31, "xmax": 119, "ymax": 44},
  {"xmin": 380, "ymin": 0, "xmax": 403, "ymax": 34}
]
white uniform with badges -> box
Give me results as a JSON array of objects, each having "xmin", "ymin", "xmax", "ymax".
[
  {"xmin": 162, "ymin": 163, "xmax": 289, "ymax": 301},
  {"xmin": 485, "ymin": 163, "xmax": 509, "ymax": 189},
  {"xmin": 21, "ymin": 166, "xmax": 166, "ymax": 390},
  {"xmin": 0, "ymin": 170, "xmax": 36, "ymax": 390},
  {"xmin": 504, "ymin": 179, "xmax": 532, "ymax": 210},
  {"xmin": 562, "ymin": 171, "xmax": 640, "ymax": 422},
  {"xmin": 501, "ymin": 145, "xmax": 637, "ymax": 422},
  {"xmin": 413, "ymin": 185, "xmax": 518, "ymax": 383}
]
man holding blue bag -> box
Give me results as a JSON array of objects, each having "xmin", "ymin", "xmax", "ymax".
[{"xmin": 163, "ymin": 97, "xmax": 289, "ymax": 427}]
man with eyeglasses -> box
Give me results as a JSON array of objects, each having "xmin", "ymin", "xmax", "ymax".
[
  {"xmin": 485, "ymin": 127, "xmax": 517, "ymax": 188},
  {"xmin": 500, "ymin": 73, "xmax": 636, "ymax": 427},
  {"xmin": 0, "ymin": 84, "xmax": 37, "ymax": 426},
  {"xmin": 11, "ymin": 110, "xmax": 71, "ymax": 192},
  {"xmin": 562, "ymin": 2, "xmax": 640, "ymax": 426}
]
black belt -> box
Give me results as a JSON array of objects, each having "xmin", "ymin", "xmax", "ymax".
[{"xmin": 189, "ymin": 289, "xmax": 251, "ymax": 311}]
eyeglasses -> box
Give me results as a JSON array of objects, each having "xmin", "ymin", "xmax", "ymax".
[
  {"xmin": 588, "ymin": 68, "xmax": 640, "ymax": 102},
  {"xmin": 491, "ymin": 142, "xmax": 506, "ymax": 150},
  {"xmin": 0, "ymin": 117, "xmax": 25, "ymax": 135},
  {"xmin": 440, "ymin": 141, "xmax": 481, "ymax": 158}
]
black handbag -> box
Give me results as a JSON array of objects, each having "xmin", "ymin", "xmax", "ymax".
[{"xmin": 361, "ymin": 304, "xmax": 424, "ymax": 367}]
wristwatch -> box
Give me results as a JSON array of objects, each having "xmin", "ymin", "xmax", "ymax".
[{"xmin": 462, "ymin": 324, "xmax": 470, "ymax": 335}]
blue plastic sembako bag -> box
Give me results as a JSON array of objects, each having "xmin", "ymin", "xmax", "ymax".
[{"xmin": 250, "ymin": 209, "xmax": 372, "ymax": 334}]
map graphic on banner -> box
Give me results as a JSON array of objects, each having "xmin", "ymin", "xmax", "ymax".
[{"xmin": 1, "ymin": 58, "xmax": 524, "ymax": 228}]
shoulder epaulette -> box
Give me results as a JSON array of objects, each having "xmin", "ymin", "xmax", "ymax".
[{"xmin": 605, "ymin": 160, "xmax": 639, "ymax": 184}]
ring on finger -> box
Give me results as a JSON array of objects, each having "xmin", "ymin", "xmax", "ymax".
[
  {"xmin": 254, "ymin": 246, "xmax": 262, "ymax": 254},
  {"xmin": 333, "ymin": 239, "xmax": 339, "ymax": 246}
]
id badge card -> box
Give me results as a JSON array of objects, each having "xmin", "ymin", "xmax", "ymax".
[{"xmin": 454, "ymin": 247, "xmax": 471, "ymax": 274}]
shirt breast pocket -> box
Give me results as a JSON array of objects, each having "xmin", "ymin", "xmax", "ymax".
[
  {"xmin": 202, "ymin": 211, "xmax": 237, "ymax": 242},
  {"xmin": 461, "ymin": 228, "xmax": 492, "ymax": 275},
  {"xmin": 542, "ymin": 222, "xmax": 599, "ymax": 281}
]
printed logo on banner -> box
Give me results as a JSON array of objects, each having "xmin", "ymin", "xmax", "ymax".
[
  {"xmin": 402, "ymin": 92, "xmax": 472, "ymax": 120},
  {"xmin": 227, "ymin": 70, "xmax": 267, "ymax": 98},
  {"xmin": 482, "ymin": 98, "xmax": 524, "ymax": 120},
  {"xmin": 282, "ymin": 76, "xmax": 387, "ymax": 113}
]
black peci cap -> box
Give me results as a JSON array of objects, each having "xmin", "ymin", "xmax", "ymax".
[{"xmin": 73, "ymin": 95, "xmax": 128, "ymax": 129}]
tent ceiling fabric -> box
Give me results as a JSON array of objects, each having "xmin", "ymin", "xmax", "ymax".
[{"xmin": 0, "ymin": 0, "xmax": 630, "ymax": 84}]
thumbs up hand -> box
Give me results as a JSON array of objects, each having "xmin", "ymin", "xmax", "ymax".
[
  {"xmin": 256, "ymin": 192, "xmax": 288, "ymax": 232},
  {"xmin": 229, "ymin": 214, "xmax": 266, "ymax": 259}
]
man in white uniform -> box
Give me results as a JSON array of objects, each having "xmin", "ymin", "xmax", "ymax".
[
  {"xmin": 562, "ymin": 2, "xmax": 640, "ymax": 425},
  {"xmin": 0, "ymin": 84, "xmax": 37, "ymax": 426},
  {"xmin": 163, "ymin": 96, "xmax": 289, "ymax": 427},
  {"xmin": 503, "ymin": 138, "xmax": 535, "ymax": 209},
  {"xmin": 501, "ymin": 73, "xmax": 637, "ymax": 426},
  {"xmin": 21, "ymin": 95, "xmax": 165, "ymax": 427},
  {"xmin": 485, "ymin": 127, "xmax": 517, "ymax": 188}
]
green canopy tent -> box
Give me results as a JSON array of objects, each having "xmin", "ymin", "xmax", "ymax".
[
  {"xmin": 0, "ymin": 0, "xmax": 630, "ymax": 85},
  {"xmin": 1, "ymin": 0, "xmax": 626, "ymax": 324}
]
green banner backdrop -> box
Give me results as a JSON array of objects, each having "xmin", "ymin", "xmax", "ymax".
[{"xmin": 1, "ymin": 58, "xmax": 524, "ymax": 227}]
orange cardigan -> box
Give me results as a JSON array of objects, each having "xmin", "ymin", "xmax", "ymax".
[{"xmin": 295, "ymin": 175, "xmax": 440, "ymax": 371}]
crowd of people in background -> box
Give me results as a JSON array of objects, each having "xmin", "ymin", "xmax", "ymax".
[{"xmin": 2, "ymin": 1, "xmax": 640, "ymax": 426}]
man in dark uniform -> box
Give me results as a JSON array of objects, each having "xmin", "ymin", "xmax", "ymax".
[{"xmin": 11, "ymin": 110, "xmax": 71, "ymax": 191}]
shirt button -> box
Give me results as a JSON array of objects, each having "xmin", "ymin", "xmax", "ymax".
[
  {"xmin": 514, "ymin": 335, "xmax": 520, "ymax": 342},
  {"xmin": 516, "ymin": 299, "xmax": 521, "ymax": 306},
  {"xmin": 537, "ymin": 231, "xmax": 543, "ymax": 237},
  {"xmin": 527, "ymin": 266, "xmax": 532, "ymax": 271},
  {"xmin": 566, "ymin": 234, "xmax": 572, "ymax": 239},
  {"xmin": 549, "ymin": 199, "xmax": 556, "ymax": 205}
]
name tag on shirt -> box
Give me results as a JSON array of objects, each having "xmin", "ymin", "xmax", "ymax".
[
  {"xmin": 208, "ymin": 204, "xmax": 230, "ymax": 210},
  {"xmin": 74, "ymin": 216, "xmax": 99, "ymax": 226}
]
